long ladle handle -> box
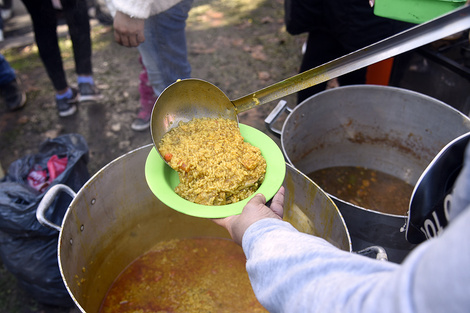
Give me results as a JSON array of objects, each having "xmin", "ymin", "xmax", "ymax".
[{"xmin": 232, "ymin": 4, "xmax": 470, "ymax": 113}]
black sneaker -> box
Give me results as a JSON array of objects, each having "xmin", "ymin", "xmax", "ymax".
[
  {"xmin": 56, "ymin": 87, "xmax": 79, "ymax": 117},
  {"xmin": 78, "ymin": 82, "xmax": 104, "ymax": 102},
  {"xmin": 0, "ymin": 77, "xmax": 26, "ymax": 111}
]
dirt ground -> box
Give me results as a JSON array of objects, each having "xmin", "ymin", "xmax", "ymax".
[{"xmin": 0, "ymin": 0, "xmax": 305, "ymax": 312}]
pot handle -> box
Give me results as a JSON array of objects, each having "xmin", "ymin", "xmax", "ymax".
[
  {"xmin": 36, "ymin": 184, "xmax": 76, "ymax": 232},
  {"xmin": 264, "ymin": 100, "xmax": 292, "ymax": 138},
  {"xmin": 355, "ymin": 246, "xmax": 388, "ymax": 261}
]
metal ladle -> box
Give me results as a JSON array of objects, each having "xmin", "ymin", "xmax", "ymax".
[{"xmin": 151, "ymin": 5, "xmax": 470, "ymax": 155}]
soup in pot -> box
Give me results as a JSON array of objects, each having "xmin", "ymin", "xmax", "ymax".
[
  {"xmin": 99, "ymin": 237, "xmax": 266, "ymax": 313},
  {"xmin": 308, "ymin": 166, "xmax": 413, "ymax": 215}
]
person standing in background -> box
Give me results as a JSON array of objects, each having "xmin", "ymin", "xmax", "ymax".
[
  {"xmin": 111, "ymin": 0, "xmax": 193, "ymax": 131},
  {"xmin": 285, "ymin": 0, "xmax": 410, "ymax": 104},
  {"xmin": 20, "ymin": 0, "xmax": 103, "ymax": 117}
]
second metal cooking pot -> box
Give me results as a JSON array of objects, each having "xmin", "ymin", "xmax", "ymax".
[
  {"xmin": 266, "ymin": 85, "xmax": 470, "ymax": 263},
  {"xmin": 37, "ymin": 144, "xmax": 351, "ymax": 312}
]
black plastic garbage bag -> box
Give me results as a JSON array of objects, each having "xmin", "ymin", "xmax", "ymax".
[{"xmin": 0, "ymin": 133, "xmax": 90, "ymax": 307}]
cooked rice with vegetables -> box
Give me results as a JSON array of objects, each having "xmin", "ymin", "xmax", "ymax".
[{"xmin": 158, "ymin": 118, "xmax": 266, "ymax": 205}]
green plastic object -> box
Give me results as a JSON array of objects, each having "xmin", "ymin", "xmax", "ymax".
[
  {"xmin": 145, "ymin": 124, "xmax": 286, "ymax": 218},
  {"xmin": 374, "ymin": 0, "xmax": 466, "ymax": 24}
]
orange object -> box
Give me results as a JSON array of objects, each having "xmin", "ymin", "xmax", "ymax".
[
  {"xmin": 366, "ymin": 58, "xmax": 394, "ymax": 86},
  {"xmin": 164, "ymin": 153, "xmax": 173, "ymax": 162}
]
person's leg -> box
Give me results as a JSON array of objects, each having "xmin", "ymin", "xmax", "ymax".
[
  {"xmin": 297, "ymin": 31, "xmax": 342, "ymax": 104},
  {"xmin": 336, "ymin": 69, "xmax": 367, "ymax": 87},
  {"xmin": 131, "ymin": 57, "xmax": 158, "ymax": 131},
  {"xmin": 2, "ymin": 0, "xmax": 12, "ymax": 9},
  {"xmin": 137, "ymin": 0, "xmax": 193, "ymax": 96},
  {"xmin": 61, "ymin": 0, "xmax": 102, "ymax": 102},
  {"xmin": 21, "ymin": 0, "xmax": 68, "ymax": 92},
  {"xmin": 334, "ymin": 0, "xmax": 410, "ymax": 87},
  {"xmin": 21, "ymin": 0, "xmax": 79, "ymax": 116},
  {"xmin": 138, "ymin": 57, "xmax": 157, "ymax": 115},
  {"xmin": 132, "ymin": 0, "xmax": 192, "ymax": 130},
  {"xmin": 0, "ymin": 54, "xmax": 26, "ymax": 111},
  {"xmin": 0, "ymin": 54, "xmax": 16, "ymax": 85},
  {"xmin": 61, "ymin": 0, "xmax": 92, "ymax": 76},
  {"xmin": 298, "ymin": 0, "xmax": 409, "ymax": 104}
]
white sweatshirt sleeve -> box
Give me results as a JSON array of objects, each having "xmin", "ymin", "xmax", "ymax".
[
  {"xmin": 111, "ymin": 0, "xmax": 154, "ymax": 19},
  {"xmin": 110, "ymin": 0, "xmax": 183, "ymax": 19},
  {"xmin": 242, "ymin": 210, "xmax": 470, "ymax": 313}
]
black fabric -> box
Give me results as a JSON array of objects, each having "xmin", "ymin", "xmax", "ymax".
[{"xmin": 285, "ymin": 0, "xmax": 411, "ymax": 104}]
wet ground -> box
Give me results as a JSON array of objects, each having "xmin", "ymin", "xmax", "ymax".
[{"xmin": 0, "ymin": 0, "xmax": 303, "ymax": 312}]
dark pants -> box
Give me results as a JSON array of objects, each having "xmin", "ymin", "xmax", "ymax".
[
  {"xmin": 285, "ymin": 0, "xmax": 410, "ymax": 104},
  {"xmin": 21, "ymin": 0, "xmax": 92, "ymax": 91},
  {"xmin": 0, "ymin": 54, "xmax": 16, "ymax": 85}
]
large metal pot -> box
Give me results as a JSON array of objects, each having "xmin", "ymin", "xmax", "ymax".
[
  {"xmin": 37, "ymin": 144, "xmax": 351, "ymax": 312},
  {"xmin": 266, "ymin": 85, "xmax": 470, "ymax": 263}
]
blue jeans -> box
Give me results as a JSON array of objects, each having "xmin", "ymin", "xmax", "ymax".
[
  {"xmin": 137, "ymin": 0, "xmax": 193, "ymax": 96},
  {"xmin": 0, "ymin": 54, "xmax": 16, "ymax": 85}
]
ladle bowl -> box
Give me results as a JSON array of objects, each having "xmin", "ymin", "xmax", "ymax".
[{"xmin": 150, "ymin": 79, "xmax": 237, "ymax": 146}]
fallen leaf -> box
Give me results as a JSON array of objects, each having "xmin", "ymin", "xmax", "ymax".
[
  {"xmin": 261, "ymin": 16, "xmax": 274, "ymax": 24},
  {"xmin": 231, "ymin": 38, "xmax": 244, "ymax": 47},
  {"xmin": 17, "ymin": 115, "xmax": 29, "ymax": 124},
  {"xmin": 111, "ymin": 123, "xmax": 121, "ymax": 132},
  {"xmin": 258, "ymin": 71, "xmax": 271, "ymax": 80},
  {"xmin": 44, "ymin": 129, "xmax": 60, "ymax": 138},
  {"xmin": 236, "ymin": 19, "xmax": 252, "ymax": 29},
  {"xmin": 199, "ymin": 9, "xmax": 225, "ymax": 27},
  {"xmin": 190, "ymin": 43, "xmax": 216, "ymax": 54},
  {"xmin": 250, "ymin": 45, "xmax": 267, "ymax": 61}
]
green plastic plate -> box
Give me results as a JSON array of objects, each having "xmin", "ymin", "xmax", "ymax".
[
  {"xmin": 373, "ymin": 0, "xmax": 465, "ymax": 24},
  {"xmin": 145, "ymin": 124, "xmax": 286, "ymax": 218}
]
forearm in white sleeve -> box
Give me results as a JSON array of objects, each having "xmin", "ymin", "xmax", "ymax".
[
  {"xmin": 111, "ymin": 0, "xmax": 153, "ymax": 19},
  {"xmin": 242, "ymin": 213, "xmax": 470, "ymax": 313}
]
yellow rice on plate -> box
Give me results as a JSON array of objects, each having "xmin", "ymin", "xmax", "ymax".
[{"xmin": 158, "ymin": 118, "xmax": 267, "ymax": 206}]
